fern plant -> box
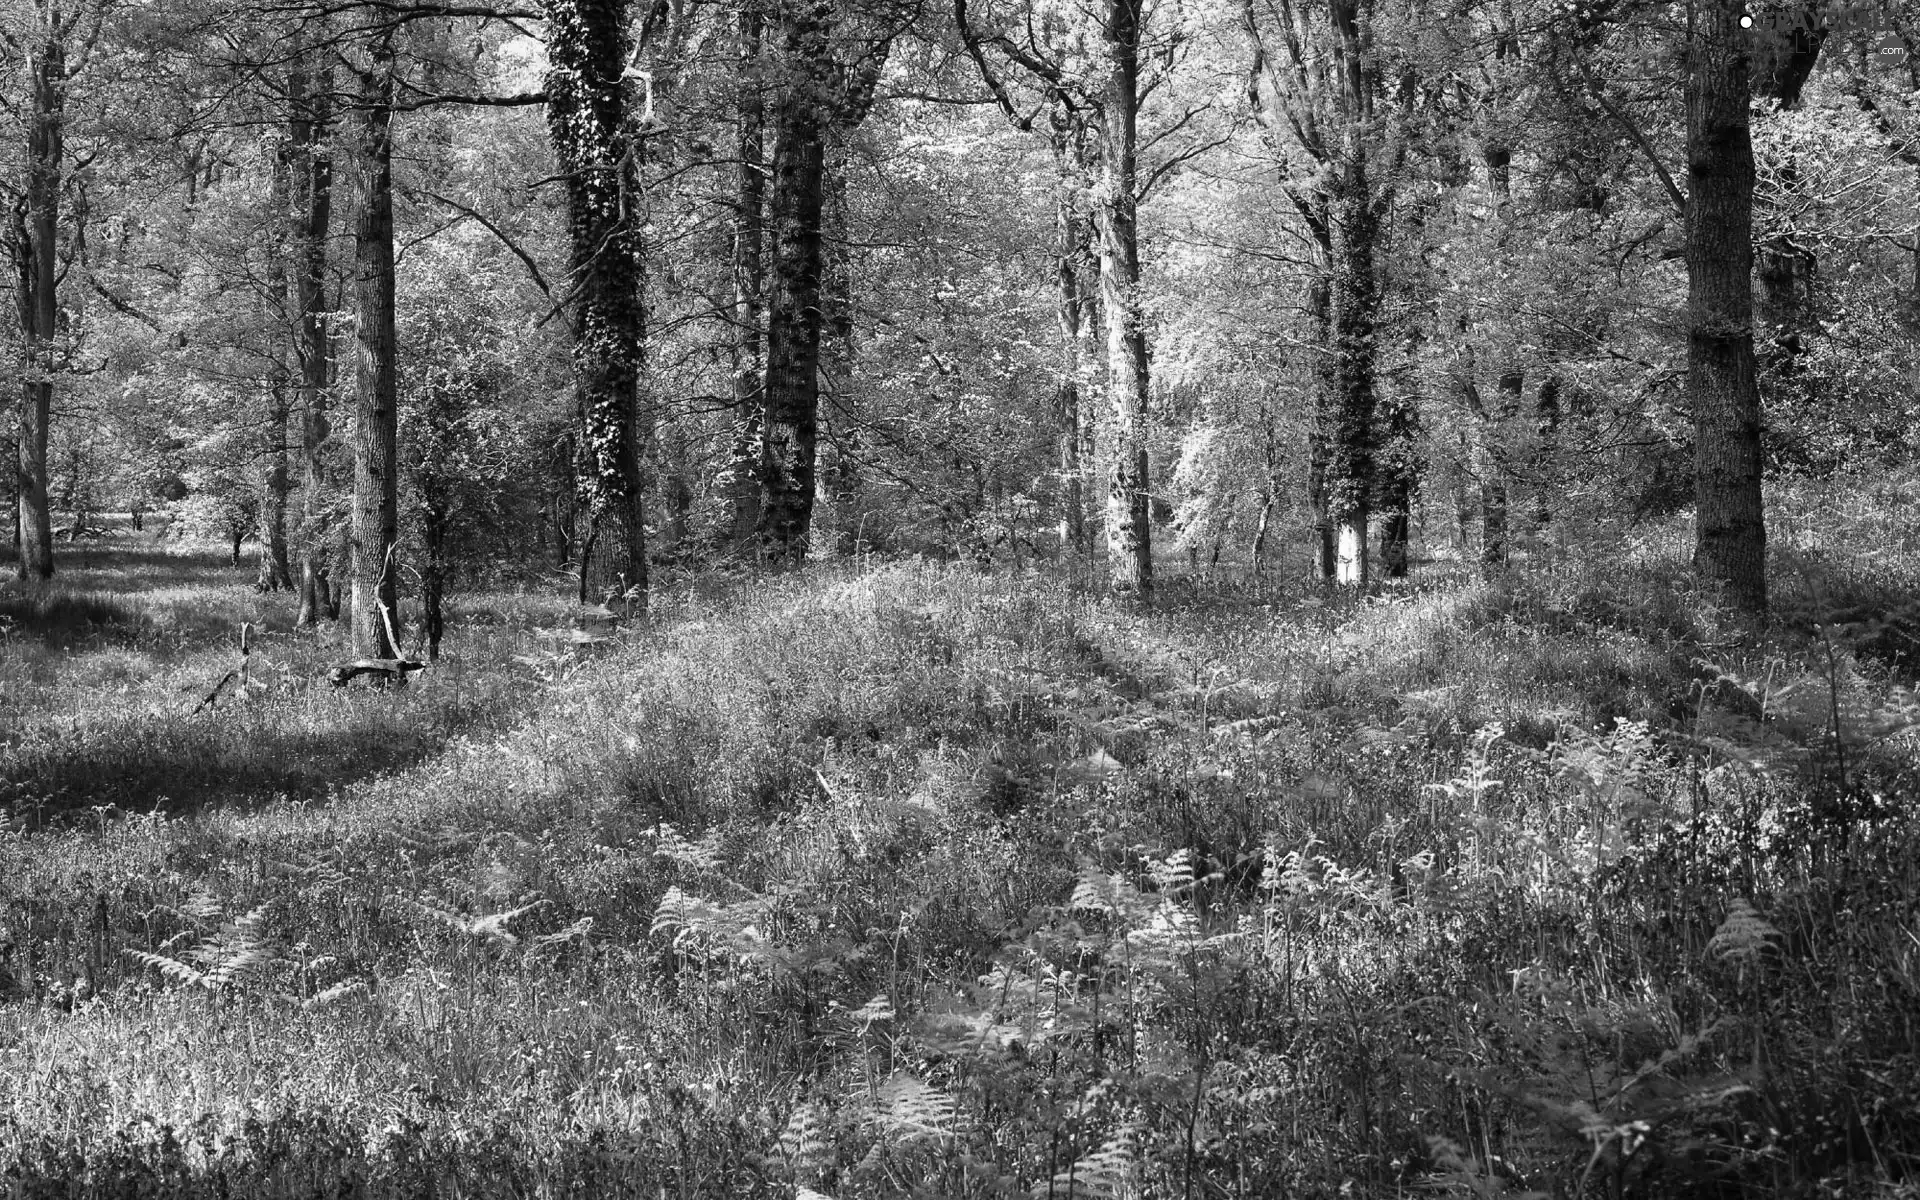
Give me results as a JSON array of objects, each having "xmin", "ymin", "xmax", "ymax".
[{"xmin": 125, "ymin": 897, "xmax": 277, "ymax": 992}]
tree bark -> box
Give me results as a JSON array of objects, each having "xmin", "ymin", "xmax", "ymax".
[
  {"xmin": 259, "ymin": 143, "xmax": 296, "ymax": 593},
  {"xmin": 1686, "ymin": 0, "xmax": 1768, "ymax": 619},
  {"xmin": 1304, "ymin": 272, "xmax": 1337, "ymax": 580},
  {"xmin": 288, "ymin": 50, "xmax": 337, "ymax": 626},
  {"xmin": 756, "ymin": 0, "xmax": 832, "ymax": 565},
  {"xmin": 1377, "ymin": 389, "xmax": 1418, "ymax": 578},
  {"xmin": 820, "ymin": 158, "xmax": 862, "ymax": 554},
  {"xmin": 13, "ymin": 32, "xmax": 63, "ymax": 582},
  {"xmin": 547, "ymin": 0, "xmax": 650, "ymax": 610},
  {"xmin": 1326, "ymin": 150, "xmax": 1379, "ymax": 587},
  {"xmin": 1098, "ymin": 0, "xmax": 1152, "ymax": 601},
  {"xmin": 1053, "ymin": 178, "xmax": 1097, "ymax": 557},
  {"xmin": 723, "ymin": 2, "xmax": 766, "ymax": 547},
  {"xmin": 258, "ymin": 384, "xmax": 296, "ymax": 591},
  {"xmin": 347, "ymin": 39, "xmax": 400, "ymax": 661}
]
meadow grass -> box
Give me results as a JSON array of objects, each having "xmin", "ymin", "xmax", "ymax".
[{"xmin": 1, "ymin": 495, "xmax": 1917, "ymax": 1198}]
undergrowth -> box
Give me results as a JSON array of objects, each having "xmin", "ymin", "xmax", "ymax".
[{"xmin": 0, "ymin": 499, "xmax": 1916, "ymax": 1198}]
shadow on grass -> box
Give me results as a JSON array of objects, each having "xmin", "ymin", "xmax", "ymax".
[
  {"xmin": 0, "ymin": 589, "xmax": 151, "ymax": 649},
  {"xmin": 0, "ymin": 690, "xmax": 525, "ymax": 823},
  {"xmin": 42, "ymin": 541, "xmax": 250, "ymax": 593}
]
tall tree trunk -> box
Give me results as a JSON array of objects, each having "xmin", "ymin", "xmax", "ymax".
[
  {"xmin": 1098, "ymin": 0, "xmax": 1152, "ymax": 601},
  {"xmin": 820, "ymin": 159, "xmax": 862, "ymax": 554},
  {"xmin": 1304, "ymin": 272, "xmax": 1337, "ymax": 580},
  {"xmin": 757, "ymin": 0, "xmax": 831, "ymax": 565},
  {"xmin": 259, "ymin": 145, "xmax": 296, "ymax": 593},
  {"xmin": 547, "ymin": 0, "xmax": 650, "ymax": 609},
  {"xmin": 347, "ymin": 40, "xmax": 400, "ymax": 660},
  {"xmin": 13, "ymin": 33, "xmax": 63, "ymax": 582},
  {"xmin": 289, "ymin": 51, "xmax": 337, "ymax": 626},
  {"xmin": 1326, "ymin": 151, "xmax": 1379, "ymax": 587},
  {"xmin": 3, "ymin": 424, "xmax": 16, "ymax": 567},
  {"xmin": 1687, "ymin": 0, "xmax": 1768, "ymax": 619},
  {"xmin": 723, "ymin": 2, "xmax": 766, "ymax": 548},
  {"xmin": 258, "ymin": 383, "xmax": 295, "ymax": 591},
  {"xmin": 1053, "ymin": 182, "xmax": 1096, "ymax": 557}
]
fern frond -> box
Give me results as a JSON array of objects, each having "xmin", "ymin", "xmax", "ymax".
[
  {"xmin": 780, "ymin": 1101, "xmax": 836, "ymax": 1182},
  {"xmin": 1707, "ymin": 898, "xmax": 1780, "ymax": 965},
  {"xmin": 124, "ymin": 949, "xmax": 208, "ymax": 987},
  {"xmin": 1034, "ymin": 1120, "xmax": 1141, "ymax": 1198},
  {"xmin": 877, "ymin": 1073, "xmax": 955, "ymax": 1138}
]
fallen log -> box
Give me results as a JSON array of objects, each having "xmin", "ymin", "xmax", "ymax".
[{"xmin": 327, "ymin": 658, "xmax": 429, "ymax": 687}]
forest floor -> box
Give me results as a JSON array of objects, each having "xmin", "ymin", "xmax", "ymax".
[{"xmin": 1, "ymin": 475, "xmax": 1918, "ymax": 1199}]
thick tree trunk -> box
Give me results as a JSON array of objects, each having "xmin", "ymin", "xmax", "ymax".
[
  {"xmin": 288, "ymin": 52, "xmax": 337, "ymax": 626},
  {"xmin": 13, "ymin": 35, "xmax": 63, "ymax": 582},
  {"xmin": 347, "ymin": 42, "xmax": 400, "ymax": 661},
  {"xmin": 1304, "ymin": 273, "xmax": 1337, "ymax": 581},
  {"xmin": 1687, "ymin": 0, "xmax": 1768, "ymax": 619},
  {"xmin": 757, "ymin": 0, "xmax": 832, "ymax": 566},
  {"xmin": 820, "ymin": 161, "xmax": 863, "ymax": 555},
  {"xmin": 3, "ymin": 426, "xmax": 16, "ymax": 567},
  {"xmin": 722, "ymin": 3, "xmax": 766, "ymax": 547},
  {"xmin": 1327, "ymin": 152, "xmax": 1379, "ymax": 587},
  {"xmin": 548, "ymin": 0, "xmax": 650, "ymax": 610},
  {"xmin": 1098, "ymin": 0, "xmax": 1152, "ymax": 601}
]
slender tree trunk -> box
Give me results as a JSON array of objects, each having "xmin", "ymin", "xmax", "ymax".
[
  {"xmin": 1482, "ymin": 368, "xmax": 1519, "ymax": 570},
  {"xmin": 1531, "ymin": 375, "xmax": 1561, "ymax": 531},
  {"xmin": 722, "ymin": 2, "xmax": 766, "ymax": 547},
  {"xmin": 1378, "ymin": 388, "xmax": 1418, "ymax": 578},
  {"xmin": 1098, "ymin": 0, "xmax": 1152, "ymax": 601},
  {"xmin": 13, "ymin": 34, "xmax": 63, "ymax": 582},
  {"xmin": 258, "ymin": 383, "xmax": 295, "ymax": 591},
  {"xmin": 289, "ymin": 51, "xmax": 337, "ymax": 626},
  {"xmin": 547, "ymin": 0, "xmax": 650, "ymax": 610},
  {"xmin": 1053, "ymin": 184, "xmax": 1096, "ymax": 556},
  {"xmin": 347, "ymin": 39, "xmax": 400, "ymax": 660},
  {"xmin": 259, "ymin": 147, "xmax": 296, "ymax": 593},
  {"xmin": 1687, "ymin": 0, "xmax": 1768, "ymax": 619}
]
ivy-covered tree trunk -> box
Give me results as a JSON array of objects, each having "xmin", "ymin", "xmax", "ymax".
[
  {"xmin": 1377, "ymin": 382, "xmax": 1419, "ymax": 578},
  {"xmin": 1098, "ymin": 0, "xmax": 1151, "ymax": 601},
  {"xmin": 12, "ymin": 32, "xmax": 63, "ymax": 582},
  {"xmin": 1304, "ymin": 271, "xmax": 1337, "ymax": 581},
  {"xmin": 1326, "ymin": 151, "xmax": 1379, "ymax": 587},
  {"xmin": 547, "ymin": 0, "xmax": 650, "ymax": 609},
  {"xmin": 1686, "ymin": 0, "xmax": 1768, "ymax": 619},
  {"xmin": 722, "ymin": 2, "xmax": 766, "ymax": 548},
  {"xmin": 757, "ymin": 0, "xmax": 831, "ymax": 565},
  {"xmin": 289, "ymin": 51, "xmax": 338, "ymax": 627},
  {"xmin": 347, "ymin": 39, "xmax": 400, "ymax": 661}
]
